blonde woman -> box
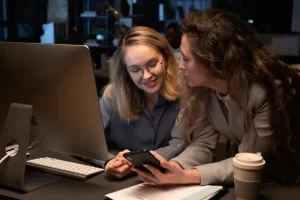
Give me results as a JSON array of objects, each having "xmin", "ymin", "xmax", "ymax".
[
  {"xmin": 93, "ymin": 26, "xmax": 184, "ymax": 179},
  {"xmin": 134, "ymin": 10, "xmax": 300, "ymax": 185}
]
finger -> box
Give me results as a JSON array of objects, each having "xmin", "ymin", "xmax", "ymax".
[
  {"xmin": 114, "ymin": 156, "xmax": 122, "ymax": 161},
  {"xmin": 144, "ymin": 164, "xmax": 164, "ymax": 178},
  {"xmin": 150, "ymin": 151, "xmax": 168, "ymax": 165},
  {"xmin": 139, "ymin": 174, "xmax": 156, "ymax": 184},
  {"xmin": 105, "ymin": 159, "xmax": 115, "ymax": 172},
  {"xmin": 117, "ymin": 149, "xmax": 130, "ymax": 157},
  {"xmin": 115, "ymin": 164, "xmax": 131, "ymax": 174},
  {"xmin": 149, "ymin": 151, "xmax": 177, "ymax": 172},
  {"xmin": 116, "ymin": 151, "xmax": 123, "ymax": 157},
  {"xmin": 113, "ymin": 155, "xmax": 131, "ymax": 166},
  {"xmin": 114, "ymin": 157, "xmax": 131, "ymax": 166},
  {"xmin": 132, "ymin": 167, "xmax": 157, "ymax": 181},
  {"xmin": 106, "ymin": 165, "xmax": 130, "ymax": 179},
  {"xmin": 112, "ymin": 165, "xmax": 132, "ymax": 179},
  {"xmin": 113, "ymin": 159, "xmax": 126, "ymax": 168},
  {"xmin": 136, "ymin": 170, "xmax": 161, "ymax": 185},
  {"xmin": 160, "ymin": 161, "xmax": 181, "ymax": 173},
  {"xmin": 122, "ymin": 149, "xmax": 130, "ymax": 154},
  {"xmin": 120, "ymin": 157, "xmax": 132, "ymax": 166}
]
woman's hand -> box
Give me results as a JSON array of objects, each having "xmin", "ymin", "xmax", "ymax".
[
  {"xmin": 105, "ymin": 149, "xmax": 133, "ymax": 179},
  {"xmin": 132, "ymin": 151, "xmax": 201, "ymax": 185}
]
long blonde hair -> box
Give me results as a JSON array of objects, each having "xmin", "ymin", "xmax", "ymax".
[{"xmin": 103, "ymin": 26, "xmax": 180, "ymax": 121}]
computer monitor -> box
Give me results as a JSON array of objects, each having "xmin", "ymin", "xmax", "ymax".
[{"xmin": 0, "ymin": 42, "xmax": 109, "ymax": 161}]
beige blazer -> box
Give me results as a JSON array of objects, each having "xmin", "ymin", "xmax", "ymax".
[{"xmin": 172, "ymin": 82, "xmax": 274, "ymax": 185}]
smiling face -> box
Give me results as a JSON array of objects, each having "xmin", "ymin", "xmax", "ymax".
[
  {"xmin": 178, "ymin": 34, "xmax": 215, "ymax": 88},
  {"xmin": 124, "ymin": 44, "xmax": 166, "ymax": 95}
]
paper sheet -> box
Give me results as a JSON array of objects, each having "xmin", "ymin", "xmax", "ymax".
[{"xmin": 106, "ymin": 183, "xmax": 223, "ymax": 200}]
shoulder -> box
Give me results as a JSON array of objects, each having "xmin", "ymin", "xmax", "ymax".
[
  {"xmin": 248, "ymin": 82, "xmax": 267, "ymax": 99},
  {"xmin": 100, "ymin": 84, "xmax": 115, "ymax": 108},
  {"xmin": 102, "ymin": 83, "xmax": 114, "ymax": 98},
  {"xmin": 247, "ymin": 82, "xmax": 269, "ymax": 111},
  {"xmin": 248, "ymin": 79, "xmax": 282, "ymax": 104},
  {"xmin": 247, "ymin": 80, "xmax": 281, "ymax": 111}
]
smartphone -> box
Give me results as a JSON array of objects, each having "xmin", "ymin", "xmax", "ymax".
[{"xmin": 123, "ymin": 150, "xmax": 166, "ymax": 173}]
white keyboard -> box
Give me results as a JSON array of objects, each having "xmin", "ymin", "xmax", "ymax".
[{"xmin": 26, "ymin": 157, "xmax": 104, "ymax": 181}]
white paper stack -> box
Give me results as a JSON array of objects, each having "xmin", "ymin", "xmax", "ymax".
[{"xmin": 105, "ymin": 183, "xmax": 223, "ymax": 200}]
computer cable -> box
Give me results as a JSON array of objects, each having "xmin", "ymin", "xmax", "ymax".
[{"xmin": 0, "ymin": 148, "xmax": 18, "ymax": 165}]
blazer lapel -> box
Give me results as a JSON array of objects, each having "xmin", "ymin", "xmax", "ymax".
[
  {"xmin": 207, "ymin": 91, "xmax": 233, "ymax": 141},
  {"xmin": 228, "ymin": 84, "xmax": 249, "ymax": 143}
]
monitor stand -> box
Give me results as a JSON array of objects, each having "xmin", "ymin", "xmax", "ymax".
[{"xmin": 0, "ymin": 103, "xmax": 61, "ymax": 192}]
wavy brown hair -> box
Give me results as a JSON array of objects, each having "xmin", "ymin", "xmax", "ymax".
[
  {"xmin": 103, "ymin": 26, "xmax": 180, "ymax": 121},
  {"xmin": 177, "ymin": 9, "xmax": 300, "ymax": 177}
]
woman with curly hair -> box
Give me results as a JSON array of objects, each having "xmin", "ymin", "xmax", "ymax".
[{"xmin": 134, "ymin": 9, "xmax": 300, "ymax": 186}]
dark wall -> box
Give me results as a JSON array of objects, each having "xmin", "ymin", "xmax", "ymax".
[
  {"xmin": 134, "ymin": 0, "xmax": 164, "ymax": 31},
  {"xmin": 213, "ymin": 0, "xmax": 293, "ymax": 33},
  {"xmin": 6, "ymin": 0, "xmax": 47, "ymax": 42}
]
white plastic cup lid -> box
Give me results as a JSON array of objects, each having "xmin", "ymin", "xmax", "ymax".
[{"xmin": 233, "ymin": 152, "xmax": 265, "ymax": 170}]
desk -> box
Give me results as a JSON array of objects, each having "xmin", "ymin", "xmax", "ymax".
[
  {"xmin": 221, "ymin": 185, "xmax": 300, "ymax": 200},
  {"xmin": 0, "ymin": 172, "xmax": 141, "ymax": 200},
  {"xmin": 1, "ymin": 176, "xmax": 299, "ymax": 200},
  {"xmin": 0, "ymin": 151, "xmax": 299, "ymax": 200},
  {"xmin": 0, "ymin": 150, "xmax": 140, "ymax": 200}
]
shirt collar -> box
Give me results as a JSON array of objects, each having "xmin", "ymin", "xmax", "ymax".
[
  {"xmin": 215, "ymin": 92, "xmax": 230, "ymax": 101},
  {"xmin": 140, "ymin": 95, "xmax": 167, "ymax": 109}
]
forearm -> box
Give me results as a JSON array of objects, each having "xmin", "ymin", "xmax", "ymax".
[
  {"xmin": 171, "ymin": 124, "xmax": 219, "ymax": 168},
  {"xmin": 156, "ymin": 124, "xmax": 186, "ymax": 160},
  {"xmin": 155, "ymin": 139, "xmax": 186, "ymax": 160},
  {"xmin": 172, "ymin": 146, "xmax": 215, "ymax": 169},
  {"xmin": 195, "ymin": 157, "xmax": 234, "ymax": 185},
  {"xmin": 177, "ymin": 158, "xmax": 234, "ymax": 185}
]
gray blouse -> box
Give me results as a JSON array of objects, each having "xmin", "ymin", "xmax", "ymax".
[{"xmin": 91, "ymin": 95, "xmax": 185, "ymax": 167}]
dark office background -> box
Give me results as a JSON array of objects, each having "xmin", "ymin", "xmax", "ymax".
[
  {"xmin": 1, "ymin": 0, "xmax": 300, "ymax": 92},
  {"xmin": 0, "ymin": 1, "xmax": 298, "ymax": 38}
]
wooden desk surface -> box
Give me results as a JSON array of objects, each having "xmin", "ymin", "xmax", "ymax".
[{"xmin": 1, "ymin": 150, "xmax": 300, "ymax": 200}]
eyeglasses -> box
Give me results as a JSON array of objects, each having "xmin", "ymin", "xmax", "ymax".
[{"xmin": 127, "ymin": 60, "xmax": 164, "ymax": 78}]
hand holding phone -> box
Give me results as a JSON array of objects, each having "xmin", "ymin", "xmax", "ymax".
[
  {"xmin": 104, "ymin": 149, "xmax": 133, "ymax": 179},
  {"xmin": 123, "ymin": 150, "xmax": 166, "ymax": 173}
]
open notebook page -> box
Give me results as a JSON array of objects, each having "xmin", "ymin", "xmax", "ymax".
[{"xmin": 106, "ymin": 183, "xmax": 223, "ymax": 200}]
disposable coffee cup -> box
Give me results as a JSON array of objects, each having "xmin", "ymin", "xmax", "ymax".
[{"xmin": 233, "ymin": 153, "xmax": 266, "ymax": 200}]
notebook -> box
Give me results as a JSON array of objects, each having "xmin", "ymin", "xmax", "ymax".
[{"xmin": 105, "ymin": 183, "xmax": 224, "ymax": 200}]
